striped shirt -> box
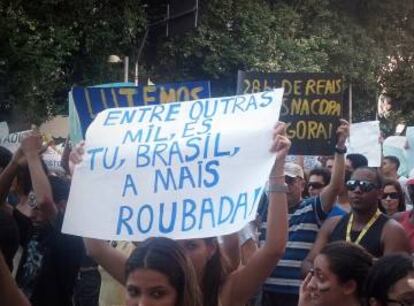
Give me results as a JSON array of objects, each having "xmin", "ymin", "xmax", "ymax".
[{"xmin": 258, "ymin": 195, "xmax": 327, "ymax": 294}]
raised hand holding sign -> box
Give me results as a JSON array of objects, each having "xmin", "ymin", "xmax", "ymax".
[{"xmin": 63, "ymin": 90, "xmax": 285, "ymax": 241}]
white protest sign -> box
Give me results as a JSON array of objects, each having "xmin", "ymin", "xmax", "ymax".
[
  {"xmin": 383, "ymin": 136, "xmax": 408, "ymax": 177},
  {"xmin": 0, "ymin": 122, "xmax": 9, "ymax": 140},
  {"xmin": 42, "ymin": 145, "xmax": 64, "ymax": 173},
  {"xmin": 63, "ymin": 90, "xmax": 284, "ymax": 241},
  {"xmin": 405, "ymin": 127, "xmax": 414, "ymax": 175},
  {"xmin": 347, "ymin": 121, "xmax": 381, "ymax": 167},
  {"xmin": 0, "ymin": 130, "xmax": 29, "ymax": 153}
]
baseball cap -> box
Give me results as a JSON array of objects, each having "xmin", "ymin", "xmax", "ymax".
[{"xmin": 284, "ymin": 162, "xmax": 304, "ymax": 179}]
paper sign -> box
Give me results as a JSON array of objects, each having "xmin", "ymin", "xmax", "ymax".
[
  {"xmin": 383, "ymin": 136, "xmax": 408, "ymax": 177},
  {"xmin": 0, "ymin": 130, "xmax": 29, "ymax": 153},
  {"xmin": 405, "ymin": 127, "xmax": 414, "ymax": 175},
  {"xmin": 347, "ymin": 121, "xmax": 381, "ymax": 167},
  {"xmin": 62, "ymin": 90, "xmax": 284, "ymax": 241},
  {"xmin": 42, "ymin": 145, "xmax": 64, "ymax": 173},
  {"xmin": 0, "ymin": 122, "xmax": 9, "ymax": 140}
]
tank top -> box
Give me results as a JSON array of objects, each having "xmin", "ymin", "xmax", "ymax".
[
  {"xmin": 329, "ymin": 212, "xmax": 389, "ymax": 257},
  {"xmin": 399, "ymin": 211, "xmax": 414, "ymax": 254}
]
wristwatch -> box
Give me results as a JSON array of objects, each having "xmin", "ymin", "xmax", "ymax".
[
  {"xmin": 335, "ymin": 145, "xmax": 347, "ymax": 154},
  {"xmin": 28, "ymin": 191, "xmax": 38, "ymax": 208}
]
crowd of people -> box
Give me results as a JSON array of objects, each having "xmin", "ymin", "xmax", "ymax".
[{"xmin": 0, "ymin": 119, "xmax": 414, "ymax": 306}]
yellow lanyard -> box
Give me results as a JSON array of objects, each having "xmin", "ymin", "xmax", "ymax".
[{"xmin": 346, "ymin": 209, "xmax": 381, "ymax": 244}]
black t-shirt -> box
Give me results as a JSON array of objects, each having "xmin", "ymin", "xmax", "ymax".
[
  {"xmin": 329, "ymin": 212, "xmax": 389, "ymax": 257},
  {"xmin": 13, "ymin": 209, "xmax": 84, "ymax": 306}
]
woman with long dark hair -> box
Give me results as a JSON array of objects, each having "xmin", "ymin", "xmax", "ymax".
[{"xmin": 124, "ymin": 237, "xmax": 201, "ymax": 306}]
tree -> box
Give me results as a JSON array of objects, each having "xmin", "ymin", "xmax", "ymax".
[
  {"xmin": 1, "ymin": 0, "xmax": 413, "ymax": 130},
  {"xmin": 145, "ymin": 0, "xmax": 402, "ymax": 124},
  {"xmin": 0, "ymin": 0, "xmax": 146, "ymax": 128}
]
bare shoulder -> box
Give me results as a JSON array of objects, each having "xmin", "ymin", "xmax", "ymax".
[
  {"xmin": 382, "ymin": 217, "xmax": 411, "ymax": 253},
  {"xmin": 391, "ymin": 211, "xmax": 406, "ymax": 222},
  {"xmin": 384, "ymin": 217, "xmax": 405, "ymax": 232}
]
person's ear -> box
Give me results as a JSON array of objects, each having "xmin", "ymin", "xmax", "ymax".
[{"xmin": 342, "ymin": 279, "xmax": 357, "ymax": 296}]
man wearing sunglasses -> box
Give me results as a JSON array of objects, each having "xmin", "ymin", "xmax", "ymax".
[
  {"xmin": 302, "ymin": 167, "xmax": 410, "ymax": 276},
  {"xmin": 307, "ymin": 168, "xmax": 331, "ymax": 198},
  {"xmin": 259, "ymin": 119, "xmax": 349, "ymax": 306},
  {"xmin": 307, "ymin": 168, "xmax": 347, "ymax": 219}
]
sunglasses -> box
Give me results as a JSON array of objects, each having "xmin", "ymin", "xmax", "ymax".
[
  {"xmin": 382, "ymin": 192, "xmax": 399, "ymax": 200},
  {"xmin": 346, "ymin": 180, "xmax": 378, "ymax": 192},
  {"xmin": 285, "ymin": 176, "xmax": 297, "ymax": 185},
  {"xmin": 307, "ymin": 182, "xmax": 325, "ymax": 189}
]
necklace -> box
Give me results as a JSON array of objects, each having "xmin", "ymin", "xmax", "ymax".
[{"xmin": 346, "ymin": 209, "xmax": 381, "ymax": 244}]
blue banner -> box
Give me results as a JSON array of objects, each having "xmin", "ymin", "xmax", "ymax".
[{"xmin": 72, "ymin": 81, "xmax": 211, "ymax": 136}]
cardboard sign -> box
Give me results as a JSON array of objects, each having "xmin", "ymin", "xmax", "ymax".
[
  {"xmin": 237, "ymin": 71, "xmax": 343, "ymax": 155},
  {"xmin": 347, "ymin": 121, "xmax": 381, "ymax": 167},
  {"xmin": 62, "ymin": 90, "xmax": 284, "ymax": 241},
  {"xmin": 72, "ymin": 81, "xmax": 211, "ymax": 137}
]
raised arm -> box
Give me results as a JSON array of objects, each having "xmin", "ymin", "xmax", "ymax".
[
  {"xmin": 320, "ymin": 119, "xmax": 349, "ymax": 213},
  {"xmin": 21, "ymin": 132, "xmax": 57, "ymax": 220},
  {"xmin": 69, "ymin": 143, "xmax": 129, "ymax": 284},
  {"xmin": 223, "ymin": 122, "xmax": 289, "ymax": 305},
  {"xmin": 0, "ymin": 151, "xmax": 20, "ymax": 211},
  {"xmin": 84, "ymin": 238, "xmax": 128, "ymax": 284}
]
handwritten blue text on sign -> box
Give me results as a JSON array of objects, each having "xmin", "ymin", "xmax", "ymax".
[{"xmin": 62, "ymin": 90, "xmax": 283, "ymax": 241}]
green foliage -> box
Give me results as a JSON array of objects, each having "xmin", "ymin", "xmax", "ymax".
[
  {"xmin": 1, "ymin": 0, "xmax": 413, "ymax": 130},
  {"xmin": 0, "ymin": 0, "xmax": 146, "ymax": 126}
]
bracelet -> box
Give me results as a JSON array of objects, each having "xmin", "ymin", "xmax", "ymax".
[
  {"xmin": 268, "ymin": 183, "xmax": 289, "ymax": 193},
  {"xmin": 335, "ymin": 145, "xmax": 347, "ymax": 154}
]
